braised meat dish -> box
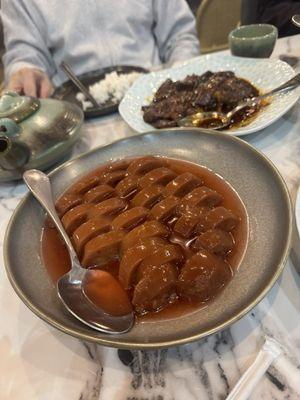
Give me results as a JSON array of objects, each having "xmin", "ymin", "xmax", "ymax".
[
  {"xmin": 42, "ymin": 156, "xmax": 248, "ymax": 317},
  {"xmin": 142, "ymin": 71, "xmax": 260, "ymax": 129}
]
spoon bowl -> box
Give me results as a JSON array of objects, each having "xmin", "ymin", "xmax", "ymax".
[
  {"xmin": 57, "ymin": 270, "xmax": 134, "ymax": 333},
  {"xmin": 23, "ymin": 169, "xmax": 134, "ymax": 334}
]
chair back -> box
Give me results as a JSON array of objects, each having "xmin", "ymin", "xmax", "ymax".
[{"xmin": 196, "ymin": 0, "xmax": 241, "ymax": 53}]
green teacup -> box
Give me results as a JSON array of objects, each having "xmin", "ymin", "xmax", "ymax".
[{"xmin": 229, "ymin": 24, "xmax": 278, "ymax": 58}]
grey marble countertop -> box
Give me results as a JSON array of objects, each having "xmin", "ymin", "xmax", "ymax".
[{"xmin": 0, "ymin": 35, "xmax": 300, "ymax": 400}]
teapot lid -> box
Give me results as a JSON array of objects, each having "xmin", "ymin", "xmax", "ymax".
[{"xmin": 0, "ymin": 91, "xmax": 40, "ymax": 123}]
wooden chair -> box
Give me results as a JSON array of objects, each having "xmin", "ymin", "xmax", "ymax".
[
  {"xmin": 196, "ymin": 0, "xmax": 241, "ymax": 54},
  {"xmin": 0, "ymin": 1, "xmax": 4, "ymax": 85}
]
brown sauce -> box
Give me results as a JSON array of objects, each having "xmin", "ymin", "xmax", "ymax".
[
  {"xmin": 41, "ymin": 156, "xmax": 248, "ymax": 321},
  {"xmin": 142, "ymin": 71, "xmax": 268, "ymax": 130},
  {"xmin": 200, "ymin": 100, "xmax": 269, "ymax": 130}
]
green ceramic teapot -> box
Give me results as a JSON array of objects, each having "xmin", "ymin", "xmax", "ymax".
[{"xmin": 0, "ymin": 91, "xmax": 83, "ymax": 182}]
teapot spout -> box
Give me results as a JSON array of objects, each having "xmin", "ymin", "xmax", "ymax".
[{"xmin": 0, "ymin": 135, "xmax": 30, "ymax": 170}]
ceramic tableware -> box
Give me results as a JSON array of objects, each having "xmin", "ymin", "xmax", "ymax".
[
  {"xmin": 119, "ymin": 53, "xmax": 300, "ymax": 136},
  {"xmin": 229, "ymin": 24, "xmax": 278, "ymax": 58},
  {"xmin": 4, "ymin": 129, "xmax": 292, "ymax": 349},
  {"xmin": 0, "ymin": 91, "xmax": 83, "ymax": 182}
]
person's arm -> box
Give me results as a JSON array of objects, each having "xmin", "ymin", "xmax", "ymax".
[
  {"xmin": 152, "ymin": 0, "xmax": 200, "ymax": 65},
  {"xmin": 257, "ymin": 0, "xmax": 300, "ymax": 37},
  {"xmin": 1, "ymin": 0, "xmax": 55, "ymax": 97}
]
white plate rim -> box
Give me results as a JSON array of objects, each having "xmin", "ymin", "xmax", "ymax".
[{"xmin": 119, "ymin": 54, "xmax": 300, "ymax": 136}]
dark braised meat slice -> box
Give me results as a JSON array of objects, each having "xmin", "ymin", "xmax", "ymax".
[
  {"xmin": 143, "ymin": 99, "xmax": 185, "ymax": 127},
  {"xmin": 175, "ymin": 73, "xmax": 213, "ymax": 90},
  {"xmin": 111, "ymin": 207, "xmax": 149, "ymax": 231},
  {"xmin": 72, "ymin": 216, "xmax": 111, "ymax": 254},
  {"xmin": 192, "ymin": 229, "xmax": 235, "ymax": 256},
  {"xmin": 122, "ymin": 220, "xmax": 169, "ymax": 252},
  {"xmin": 214, "ymin": 77, "xmax": 259, "ymax": 111},
  {"xmin": 194, "ymin": 72, "xmax": 234, "ymax": 110},
  {"xmin": 132, "ymin": 263, "xmax": 178, "ymax": 314},
  {"xmin": 119, "ymin": 237, "xmax": 166, "ymax": 289},
  {"xmin": 152, "ymin": 79, "xmax": 177, "ymax": 101},
  {"xmin": 55, "ymin": 193, "xmax": 83, "ymax": 217},
  {"xmin": 178, "ymin": 250, "xmax": 232, "ymax": 301},
  {"xmin": 142, "ymin": 70, "xmax": 259, "ymax": 128},
  {"xmin": 82, "ymin": 230, "xmax": 125, "ymax": 267}
]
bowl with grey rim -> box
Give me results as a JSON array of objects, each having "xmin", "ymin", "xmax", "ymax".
[{"xmin": 4, "ymin": 129, "xmax": 292, "ymax": 349}]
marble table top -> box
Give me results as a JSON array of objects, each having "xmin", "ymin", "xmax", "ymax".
[{"xmin": 1, "ymin": 35, "xmax": 300, "ymax": 400}]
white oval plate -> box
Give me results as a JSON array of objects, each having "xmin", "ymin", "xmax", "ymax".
[
  {"xmin": 119, "ymin": 53, "xmax": 300, "ymax": 136},
  {"xmin": 296, "ymin": 187, "xmax": 300, "ymax": 236}
]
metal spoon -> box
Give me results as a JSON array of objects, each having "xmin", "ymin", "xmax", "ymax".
[
  {"xmin": 60, "ymin": 61, "xmax": 99, "ymax": 108},
  {"xmin": 178, "ymin": 73, "xmax": 300, "ymax": 130},
  {"xmin": 23, "ymin": 169, "xmax": 134, "ymax": 334},
  {"xmin": 292, "ymin": 15, "xmax": 300, "ymax": 27}
]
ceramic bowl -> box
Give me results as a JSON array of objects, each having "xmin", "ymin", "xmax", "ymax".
[
  {"xmin": 229, "ymin": 24, "xmax": 278, "ymax": 58},
  {"xmin": 4, "ymin": 129, "xmax": 292, "ymax": 349}
]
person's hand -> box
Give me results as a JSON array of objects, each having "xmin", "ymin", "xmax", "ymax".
[{"xmin": 7, "ymin": 68, "xmax": 54, "ymax": 98}]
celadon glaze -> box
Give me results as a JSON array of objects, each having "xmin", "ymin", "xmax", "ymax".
[
  {"xmin": 229, "ymin": 24, "xmax": 278, "ymax": 58},
  {"xmin": 0, "ymin": 92, "xmax": 84, "ymax": 181}
]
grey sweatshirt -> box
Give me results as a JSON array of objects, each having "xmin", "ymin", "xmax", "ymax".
[{"xmin": 1, "ymin": 0, "xmax": 200, "ymax": 86}]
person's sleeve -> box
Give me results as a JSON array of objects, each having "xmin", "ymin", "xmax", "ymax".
[
  {"xmin": 1, "ymin": 0, "xmax": 56, "ymax": 81},
  {"xmin": 152, "ymin": 0, "xmax": 200, "ymax": 65},
  {"xmin": 257, "ymin": 0, "xmax": 300, "ymax": 37}
]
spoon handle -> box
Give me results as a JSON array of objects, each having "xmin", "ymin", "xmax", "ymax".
[
  {"xmin": 241, "ymin": 73, "xmax": 300, "ymax": 111},
  {"xmin": 23, "ymin": 169, "xmax": 81, "ymax": 267},
  {"xmin": 262, "ymin": 73, "xmax": 300, "ymax": 99}
]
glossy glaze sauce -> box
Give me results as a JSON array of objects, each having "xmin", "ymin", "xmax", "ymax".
[
  {"xmin": 201, "ymin": 98, "xmax": 269, "ymax": 130},
  {"xmin": 41, "ymin": 156, "xmax": 248, "ymax": 321}
]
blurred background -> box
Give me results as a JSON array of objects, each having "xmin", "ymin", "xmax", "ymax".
[
  {"xmin": 0, "ymin": 0, "xmax": 297, "ymax": 85},
  {"xmin": 0, "ymin": 0, "xmax": 3, "ymax": 83}
]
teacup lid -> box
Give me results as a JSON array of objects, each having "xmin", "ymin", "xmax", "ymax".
[{"xmin": 0, "ymin": 91, "xmax": 40, "ymax": 122}]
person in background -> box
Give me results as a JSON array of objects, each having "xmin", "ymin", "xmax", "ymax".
[
  {"xmin": 1, "ymin": 0, "xmax": 200, "ymax": 98},
  {"xmin": 256, "ymin": 0, "xmax": 300, "ymax": 38}
]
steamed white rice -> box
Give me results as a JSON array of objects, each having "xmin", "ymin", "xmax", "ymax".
[{"xmin": 76, "ymin": 71, "xmax": 142, "ymax": 110}]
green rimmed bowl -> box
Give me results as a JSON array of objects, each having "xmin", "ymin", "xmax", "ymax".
[{"xmin": 229, "ymin": 24, "xmax": 278, "ymax": 58}]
